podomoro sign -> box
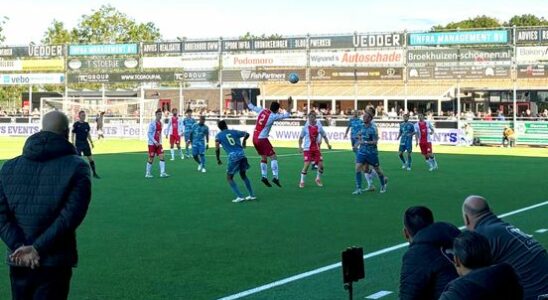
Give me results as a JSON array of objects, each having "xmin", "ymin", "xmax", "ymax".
[
  {"xmin": 222, "ymin": 69, "xmax": 306, "ymax": 82},
  {"xmin": 1, "ymin": 73, "xmax": 65, "ymax": 85},
  {"xmin": 222, "ymin": 52, "xmax": 307, "ymax": 68},
  {"xmin": 310, "ymin": 67, "xmax": 402, "ymax": 80},
  {"xmin": 408, "ymin": 30, "xmax": 509, "ymax": 46},
  {"xmin": 68, "ymin": 57, "xmax": 139, "ymax": 70}
]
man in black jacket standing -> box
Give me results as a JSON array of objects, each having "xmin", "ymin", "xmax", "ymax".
[
  {"xmin": 439, "ymin": 230, "xmax": 523, "ymax": 300},
  {"xmin": 399, "ymin": 206, "xmax": 460, "ymax": 300},
  {"xmin": 462, "ymin": 195, "xmax": 548, "ymax": 300},
  {"xmin": 0, "ymin": 110, "xmax": 92, "ymax": 300}
]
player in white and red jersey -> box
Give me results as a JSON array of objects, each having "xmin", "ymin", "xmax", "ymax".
[
  {"xmin": 414, "ymin": 113, "xmax": 438, "ymax": 171},
  {"xmin": 298, "ymin": 112, "xmax": 332, "ymax": 188},
  {"xmin": 243, "ymin": 90, "xmax": 292, "ymax": 187},
  {"xmin": 146, "ymin": 109, "xmax": 169, "ymax": 178},
  {"xmin": 165, "ymin": 108, "xmax": 185, "ymax": 160}
]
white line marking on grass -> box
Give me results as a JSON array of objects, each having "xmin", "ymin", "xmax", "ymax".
[
  {"xmin": 535, "ymin": 229, "xmax": 548, "ymax": 233},
  {"xmin": 217, "ymin": 200, "xmax": 548, "ymax": 300},
  {"xmin": 365, "ymin": 291, "xmax": 393, "ymax": 299},
  {"xmin": 126, "ymin": 150, "xmax": 350, "ymax": 159}
]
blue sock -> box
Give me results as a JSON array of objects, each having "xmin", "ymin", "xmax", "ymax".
[
  {"xmin": 355, "ymin": 171, "xmax": 362, "ymax": 189},
  {"xmin": 379, "ymin": 175, "xmax": 385, "ymax": 186},
  {"xmin": 243, "ymin": 177, "xmax": 254, "ymax": 196},
  {"xmin": 200, "ymin": 154, "xmax": 206, "ymax": 167},
  {"xmin": 228, "ymin": 181, "xmax": 243, "ymax": 198},
  {"xmin": 407, "ymin": 155, "xmax": 412, "ymax": 167},
  {"xmin": 399, "ymin": 154, "xmax": 406, "ymax": 164}
]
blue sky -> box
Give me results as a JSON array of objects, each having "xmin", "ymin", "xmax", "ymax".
[{"xmin": 1, "ymin": 0, "xmax": 547, "ymax": 45}]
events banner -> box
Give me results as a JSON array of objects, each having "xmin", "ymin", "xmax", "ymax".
[
  {"xmin": 142, "ymin": 54, "xmax": 219, "ymax": 69},
  {"xmin": 517, "ymin": 64, "xmax": 548, "ymax": 78},
  {"xmin": 515, "ymin": 28, "xmax": 548, "ymax": 44},
  {"xmin": 516, "ymin": 46, "xmax": 548, "ymax": 62},
  {"xmin": 222, "ymin": 52, "xmax": 307, "ymax": 68},
  {"xmin": 222, "ymin": 69, "xmax": 306, "ymax": 82},
  {"xmin": 142, "ymin": 42, "xmax": 183, "ymax": 54},
  {"xmin": 0, "ymin": 73, "xmax": 65, "ymax": 85},
  {"xmin": 407, "ymin": 48, "xmax": 512, "ymax": 65},
  {"xmin": 309, "ymin": 50, "xmax": 404, "ymax": 67},
  {"xmin": 69, "ymin": 44, "xmax": 139, "ymax": 56},
  {"xmin": 408, "ymin": 65, "xmax": 510, "ymax": 80},
  {"xmin": 408, "ymin": 30, "xmax": 509, "ymax": 46},
  {"xmin": 0, "ymin": 45, "xmax": 64, "ymax": 57},
  {"xmin": 68, "ymin": 57, "xmax": 139, "ymax": 70},
  {"xmin": 0, "ymin": 123, "xmax": 462, "ymax": 145},
  {"xmin": 310, "ymin": 67, "xmax": 403, "ymax": 80}
]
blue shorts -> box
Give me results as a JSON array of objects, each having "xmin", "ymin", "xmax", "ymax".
[
  {"xmin": 399, "ymin": 142, "xmax": 412, "ymax": 153},
  {"xmin": 227, "ymin": 157, "xmax": 250, "ymax": 175},
  {"xmin": 192, "ymin": 144, "xmax": 205, "ymax": 156},
  {"xmin": 356, "ymin": 152, "xmax": 379, "ymax": 167}
]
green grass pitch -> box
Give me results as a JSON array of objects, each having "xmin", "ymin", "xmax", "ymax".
[{"xmin": 0, "ymin": 140, "xmax": 547, "ymax": 299}]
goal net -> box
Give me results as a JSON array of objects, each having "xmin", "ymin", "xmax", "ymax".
[{"xmin": 40, "ymin": 97, "xmax": 159, "ymax": 140}]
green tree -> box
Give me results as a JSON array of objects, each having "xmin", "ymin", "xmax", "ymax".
[
  {"xmin": 0, "ymin": 16, "xmax": 8, "ymax": 44},
  {"xmin": 432, "ymin": 15, "xmax": 502, "ymax": 30},
  {"xmin": 504, "ymin": 14, "xmax": 548, "ymax": 27},
  {"xmin": 239, "ymin": 32, "xmax": 283, "ymax": 40},
  {"xmin": 42, "ymin": 5, "xmax": 161, "ymax": 44}
]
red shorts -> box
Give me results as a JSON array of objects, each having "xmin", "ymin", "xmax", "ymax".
[
  {"xmin": 419, "ymin": 142, "xmax": 433, "ymax": 156},
  {"xmin": 148, "ymin": 144, "xmax": 164, "ymax": 157},
  {"xmin": 169, "ymin": 135, "xmax": 181, "ymax": 146},
  {"xmin": 253, "ymin": 137, "xmax": 275, "ymax": 157},
  {"xmin": 304, "ymin": 149, "xmax": 323, "ymax": 164}
]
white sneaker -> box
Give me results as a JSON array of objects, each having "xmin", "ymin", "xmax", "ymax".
[
  {"xmin": 160, "ymin": 173, "xmax": 170, "ymax": 178},
  {"xmin": 380, "ymin": 177, "xmax": 388, "ymax": 193},
  {"xmin": 197, "ymin": 165, "xmax": 202, "ymax": 171},
  {"xmin": 181, "ymin": 156, "xmax": 185, "ymax": 160},
  {"xmin": 352, "ymin": 189, "xmax": 362, "ymax": 195},
  {"xmin": 201, "ymin": 168, "xmax": 206, "ymax": 173},
  {"xmin": 170, "ymin": 157, "xmax": 175, "ymax": 161},
  {"xmin": 145, "ymin": 174, "xmax": 153, "ymax": 178},
  {"xmin": 232, "ymin": 197, "xmax": 245, "ymax": 203},
  {"xmin": 406, "ymin": 167, "xmax": 411, "ymax": 171},
  {"xmin": 402, "ymin": 164, "xmax": 406, "ymax": 169},
  {"xmin": 245, "ymin": 196, "xmax": 257, "ymax": 201},
  {"xmin": 363, "ymin": 185, "xmax": 376, "ymax": 192}
]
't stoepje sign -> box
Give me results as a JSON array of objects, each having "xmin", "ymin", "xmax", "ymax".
[{"xmin": 68, "ymin": 58, "xmax": 139, "ymax": 70}]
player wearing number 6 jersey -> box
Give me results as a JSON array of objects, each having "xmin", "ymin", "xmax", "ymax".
[
  {"xmin": 243, "ymin": 90, "xmax": 292, "ymax": 188},
  {"xmin": 215, "ymin": 120, "xmax": 255, "ymax": 203}
]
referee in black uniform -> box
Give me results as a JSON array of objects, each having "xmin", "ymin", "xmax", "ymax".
[{"xmin": 72, "ymin": 110, "xmax": 100, "ymax": 178}]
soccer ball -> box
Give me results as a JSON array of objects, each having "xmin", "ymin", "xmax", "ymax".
[{"xmin": 288, "ymin": 73, "xmax": 299, "ymax": 84}]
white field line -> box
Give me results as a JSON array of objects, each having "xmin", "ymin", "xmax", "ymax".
[
  {"xmin": 125, "ymin": 150, "xmax": 351, "ymax": 159},
  {"xmin": 218, "ymin": 200, "xmax": 548, "ymax": 300}
]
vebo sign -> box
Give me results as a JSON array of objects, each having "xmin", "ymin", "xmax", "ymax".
[{"xmin": 0, "ymin": 73, "xmax": 65, "ymax": 85}]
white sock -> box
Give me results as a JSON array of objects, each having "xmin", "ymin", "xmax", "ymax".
[
  {"xmin": 364, "ymin": 172, "xmax": 373, "ymax": 187},
  {"xmin": 271, "ymin": 160, "xmax": 279, "ymax": 179},
  {"xmin": 160, "ymin": 160, "xmax": 166, "ymax": 173},
  {"xmin": 426, "ymin": 159, "xmax": 433, "ymax": 167},
  {"xmin": 316, "ymin": 170, "xmax": 321, "ymax": 180},
  {"xmin": 300, "ymin": 172, "xmax": 306, "ymax": 182},
  {"xmin": 146, "ymin": 162, "xmax": 152, "ymax": 175},
  {"xmin": 170, "ymin": 149, "xmax": 175, "ymax": 159},
  {"xmin": 179, "ymin": 148, "xmax": 183, "ymax": 157},
  {"xmin": 260, "ymin": 162, "xmax": 268, "ymax": 177}
]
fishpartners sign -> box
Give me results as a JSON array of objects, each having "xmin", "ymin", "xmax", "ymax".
[{"xmin": 409, "ymin": 30, "xmax": 509, "ymax": 45}]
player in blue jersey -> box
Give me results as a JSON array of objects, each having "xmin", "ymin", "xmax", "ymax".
[
  {"xmin": 397, "ymin": 113, "xmax": 415, "ymax": 171},
  {"xmin": 189, "ymin": 115, "xmax": 209, "ymax": 173},
  {"xmin": 353, "ymin": 111, "xmax": 388, "ymax": 194},
  {"xmin": 215, "ymin": 120, "xmax": 256, "ymax": 203},
  {"xmin": 182, "ymin": 109, "xmax": 196, "ymax": 159},
  {"xmin": 344, "ymin": 110, "xmax": 364, "ymax": 153}
]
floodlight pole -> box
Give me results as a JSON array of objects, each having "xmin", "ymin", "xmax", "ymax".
[{"xmin": 344, "ymin": 282, "xmax": 353, "ymax": 300}]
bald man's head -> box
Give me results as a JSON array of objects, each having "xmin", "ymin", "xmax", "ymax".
[
  {"xmin": 42, "ymin": 111, "xmax": 69, "ymax": 137},
  {"xmin": 462, "ymin": 195, "xmax": 491, "ymax": 230}
]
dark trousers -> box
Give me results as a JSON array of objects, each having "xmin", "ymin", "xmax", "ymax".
[{"xmin": 10, "ymin": 266, "xmax": 72, "ymax": 300}]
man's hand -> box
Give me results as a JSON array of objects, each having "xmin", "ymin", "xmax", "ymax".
[{"xmin": 10, "ymin": 246, "xmax": 40, "ymax": 269}]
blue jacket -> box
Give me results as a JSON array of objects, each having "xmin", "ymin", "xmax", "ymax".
[{"xmin": 0, "ymin": 131, "xmax": 91, "ymax": 267}]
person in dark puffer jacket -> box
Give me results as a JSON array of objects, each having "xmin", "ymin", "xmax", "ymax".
[
  {"xmin": 439, "ymin": 230, "xmax": 523, "ymax": 300},
  {"xmin": 399, "ymin": 206, "xmax": 460, "ymax": 300},
  {"xmin": 0, "ymin": 110, "xmax": 92, "ymax": 300}
]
